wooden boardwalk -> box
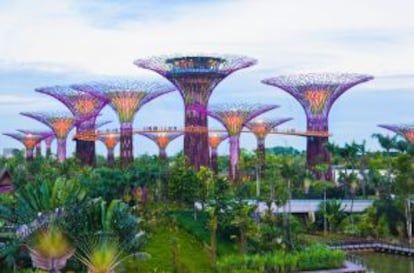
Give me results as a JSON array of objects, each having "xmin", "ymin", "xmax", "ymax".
[{"xmin": 329, "ymin": 241, "xmax": 414, "ymax": 256}]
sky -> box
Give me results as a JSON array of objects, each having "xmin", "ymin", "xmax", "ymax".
[{"xmin": 0, "ymin": 0, "xmax": 414, "ymax": 157}]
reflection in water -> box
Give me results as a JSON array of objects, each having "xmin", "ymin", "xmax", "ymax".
[{"xmin": 353, "ymin": 252, "xmax": 414, "ymax": 273}]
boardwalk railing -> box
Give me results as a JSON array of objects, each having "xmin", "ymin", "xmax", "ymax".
[{"xmin": 328, "ymin": 239, "xmax": 414, "ymax": 256}]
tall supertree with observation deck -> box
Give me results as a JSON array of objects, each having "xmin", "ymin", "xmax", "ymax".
[
  {"xmin": 139, "ymin": 131, "xmax": 183, "ymax": 161},
  {"xmin": 20, "ymin": 112, "xmax": 83, "ymax": 162},
  {"xmin": 17, "ymin": 129, "xmax": 54, "ymax": 157},
  {"xmin": 204, "ymin": 103, "xmax": 278, "ymax": 182},
  {"xmin": 246, "ymin": 117, "xmax": 293, "ymax": 170},
  {"xmin": 3, "ymin": 132, "xmax": 48, "ymax": 161},
  {"xmin": 208, "ymin": 134, "xmax": 228, "ymax": 174},
  {"xmin": 378, "ymin": 124, "xmax": 414, "ymax": 143},
  {"xmin": 35, "ymin": 85, "xmax": 108, "ymax": 166},
  {"xmin": 71, "ymin": 81, "xmax": 175, "ymax": 168},
  {"xmin": 134, "ymin": 54, "xmax": 257, "ymax": 170},
  {"xmin": 262, "ymin": 73, "xmax": 373, "ymax": 180},
  {"xmin": 97, "ymin": 130, "xmax": 120, "ymax": 167}
]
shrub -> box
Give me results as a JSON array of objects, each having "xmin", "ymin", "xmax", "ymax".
[{"xmin": 217, "ymin": 244, "xmax": 344, "ymax": 273}]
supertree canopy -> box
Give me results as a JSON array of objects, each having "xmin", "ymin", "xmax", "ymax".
[
  {"xmin": 36, "ymin": 85, "xmax": 108, "ymax": 166},
  {"xmin": 20, "ymin": 112, "xmax": 83, "ymax": 162},
  {"xmin": 206, "ymin": 103, "xmax": 279, "ymax": 182},
  {"xmin": 71, "ymin": 80, "xmax": 176, "ymax": 168},
  {"xmin": 246, "ymin": 117, "xmax": 293, "ymax": 169},
  {"xmin": 134, "ymin": 54, "xmax": 257, "ymax": 171},
  {"xmin": 3, "ymin": 132, "xmax": 45, "ymax": 160},
  {"xmin": 17, "ymin": 129, "xmax": 54, "ymax": 158},
  {"xmin": 378, "ymin": 124, "xmax": 414, "ymax": 143},
  {"xmin": 262, "ymin": 73, "xmax": 373, "ymax": 180},
  {"xmin": 97, "ymin": 130, "xmax": 120, "ymax": 167},
  {"xmin": 208, "ymin": 133, "xmax": 228, "ymax": 174},
  {"xmin": 139, "ymin": 131, "xmax": 183, "ymax": 160}
]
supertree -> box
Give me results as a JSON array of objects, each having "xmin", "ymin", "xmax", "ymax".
[
  {"xmin": 17, "ymin": 129, "xmax": 54, "ymax": 158},
  {"xmin": 3, "ymin": 132, "xmax": 45, "ymax": 161},
  {"xmin": 134, "ymin": 54, "xmax": 257, "ymax": 170},
  {"xmin": 378, "ymin": 124, "xmax": 414, "ymax": 143},
  {"xmin": 262, "ymin": 73, "xmax": 373, "ymax": 180},
  {"xmin": 205, "ymin": 103, "xmax": 279, "ymax": 182},
  {"xmin": 20, "ymin": 112, "xmax": 84, "ymax": 162},
  {"xmin": 246, "ymin": 118, "xmax": 292, "ymax": 170},
  {"xmin": 35, "ymin": 85, "xmax": 108, "ymax": 166},
  {"xmin": 139, "ymin": 131, "xmax": 184, "ymax": 160},
  {"xmin": 97, "ymin": 130, "xmax": 120, "ymax": 167},
  {"xmin": 208, "ymin": 133, "xmax": 228, "ymax": 174},
  {"xmin": 71, "ymin": 80, "xmax": 176, "ymax": 168}
]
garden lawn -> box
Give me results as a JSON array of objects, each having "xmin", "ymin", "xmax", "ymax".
[{"xmin": 125, "ymin": 225, "xmax": 212, "ymax": 273}]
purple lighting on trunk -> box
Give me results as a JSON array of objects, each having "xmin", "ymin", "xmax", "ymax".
[{"xmin": 134, "ymin": 54, "xmax": 257, "ymax": 171}]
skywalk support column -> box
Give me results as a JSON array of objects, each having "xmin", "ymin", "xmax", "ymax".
[{"xmin": 134, "ymin": 54, "xmax": 257, "ymax": 171}]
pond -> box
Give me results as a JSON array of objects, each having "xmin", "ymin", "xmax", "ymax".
[{"xmin": 353, "ymin": 252, "xmax": 414, "ymax": 273}]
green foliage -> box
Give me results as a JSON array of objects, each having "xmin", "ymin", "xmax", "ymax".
[
  {"xmin": 168, "ymin": 157, "xmax": 200, "ymax": 205},
  {"xmin": 217, "ymin": 244, "xmax": 344, "ymax": 273},
  {"xmin": 318, "ymin": 199, "xmax": 347, "ymax": 232},
  {"xmin": 125, "ymin": 225, "xmax": 211, "ymax": 273}
]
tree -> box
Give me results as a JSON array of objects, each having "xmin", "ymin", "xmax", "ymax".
[
  {"xmin": 393, "ymin": 154, "xmax": 414, "ymax": 244},
  {"xmin": 372, "ymin": 133, "xmax": 398, "ymax": 197},
  {"xmin": 319, "ymin": 200, "xmax": 347, "ymax": 232}
]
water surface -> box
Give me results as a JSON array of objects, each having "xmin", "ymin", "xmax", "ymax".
[{"xmin": 354, "ymin": 252, "xmax": 414, "ymax": 273}]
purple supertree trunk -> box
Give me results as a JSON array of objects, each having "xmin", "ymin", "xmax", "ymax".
[
  {"xmin": 210, "ymin": 148, "xmax": 219, "ymax": 174},
  {"xmin": 307, "ymin": 118, "xmax": 331, "ymax": 180},
  {"xmin": 57, "ymin": 138, "xmax": 67, "ymax": 163},
  {"xmin": 35, "ymin": 143, "xmax": 41, "ymax": 158},
  {"xmin": 256, "ymin": 138, "xmax": 266, "ymax": 171},
  {"xmin": 120, "ymin": 122, "xmax": 133, "ymax": 168},
  {"xmin": 185, "ymin": 106, "xmax": 209, "ymax": 169},
  {"xmin": 46, "ymin": 143, "xmax": 52, "ymax": 158},
  {"xmin": 159, "ymin": 148, "xmax": 167, "ymax": 161},
  {"xmin": 107, "ymin": 148, "xmax": 115, "ymax": 167},
  {"xmin": 26, "ymin": 148, "xmax": 34, "ymax": 161},
  {"xmin": 75, "ymin": 118, "xmax": 99, "ymax": 167},
  {"xmin": 229, "ymin": 135, "xmax": 240, "ymax": 183}
]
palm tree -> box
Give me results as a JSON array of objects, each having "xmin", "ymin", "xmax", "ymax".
[{"xmin": 372, "ymin": 133, "xmax": 398, "ymax": 197}]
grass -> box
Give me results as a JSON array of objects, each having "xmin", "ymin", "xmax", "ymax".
[
  {"xmin": 124, "ymin": 224, "xmax": 212, "ymax": 273},
  {"xmin": 169, "ymin": 210, "xmax": 237, "ymax": 256}
]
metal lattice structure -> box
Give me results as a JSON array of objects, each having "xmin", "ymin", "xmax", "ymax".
[
  {"xmin": 20, "ymin": 112, "xmax": 83, "ymax": 162},
  {"xmin": 208, "ymin": 133, "xmax": 229, "ymax": 174},
  {"xmin": 206, "ymin": 103, "xmax": 279, "ymax": 182},
  {"xmin": 97, "ymin": 130, "xmax": 120, "ymax": 167},
  {"xmin": 17, "ymin": 129, "xmax": 54, "ymax": 158},
  {"xmin": 378, "ymin": 124, "xmax": 414, "ymax": 143},
  {"xmin": 36, "ymin": 85, "xmax": 108, "ymax": 166},
  {"xmin": 246, "ymin": 117, "xmax": 293, "ymax": 169},
  {"xmin": 134, "ymin": 54, "xmax": 257, "ymax": 171},
  {"xmin": 262, "ymin": 73, "xmax": 373, "ymax": 180},
  {"xmin": 71, "ymin": 80, "xmax": 175, "ymax": 168},
  {"xmin": 3, "ymin": 132, "xmax": 44, "ymax": 160},
  {"xmin": 139, "ymin": 131, "xmax": 183, "ymax": 160}
]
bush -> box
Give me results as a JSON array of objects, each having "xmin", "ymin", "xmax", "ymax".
[{"xmin": 217, "ymin": 244, "xmax": 344, "ymax": 273}]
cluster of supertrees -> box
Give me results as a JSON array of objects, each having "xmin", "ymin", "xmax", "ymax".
[{"xmin": 4, "ymin": 53, "xmax": 374, "ymax": 182}]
